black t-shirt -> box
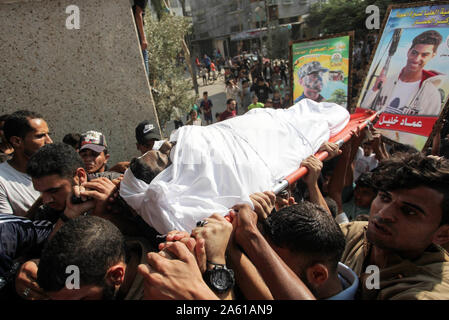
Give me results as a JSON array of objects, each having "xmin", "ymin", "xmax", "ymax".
[{"xmin": 250, "ymin": 83, "xmax": 272, "ymax": 103}]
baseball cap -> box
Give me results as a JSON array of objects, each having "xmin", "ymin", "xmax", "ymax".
[
  {"xmin": 79, "ymin": 130, "xmax": 107, "ymax": 153},
  {"xmin": 297, "ymin": 61, "xmax": 329, "ymax": 79},
  {"xmin": 135, "ymin": 120, "xmax": 161, "ymax": 145}
]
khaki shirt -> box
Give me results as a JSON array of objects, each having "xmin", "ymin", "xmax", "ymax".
[{"xmin": 340, "ymin": 222, "xmax": 449, "ymax": 300}]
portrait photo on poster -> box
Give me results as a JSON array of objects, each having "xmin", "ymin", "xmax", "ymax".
[
  {"xmin": 290, "ymin": 32, "xmax": 353, "ymax": 110},
  {"xmin": 356, "ymin": 1, "xmax": 449, "ymax": 150}
]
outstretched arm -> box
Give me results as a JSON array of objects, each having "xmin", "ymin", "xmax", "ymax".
[
  {"xmin": 328, "ymin": 128, "xmax": 365, "ymax": 214},
  {"xmin": 301, "ymin": 155, "xmax": 331, "ymax": 216},
  {"xmin": 227, "ymin": 242, "xmax": 273, "ymax": 300},
  {"xmin": 231, "ymin": 204, "xmax": 316, "ymax": 300},
  {"xmin": 134, "ymin": 5, "xmax": 147, "ymax": 50}
]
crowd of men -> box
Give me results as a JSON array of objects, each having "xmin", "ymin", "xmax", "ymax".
[
  {"xmin": 188, "ymin": 52, "xmax": 291, "ymax": 125},
  {"xmin": 0, "ymin": 99, "xmax": 449, "ymax": 301}
]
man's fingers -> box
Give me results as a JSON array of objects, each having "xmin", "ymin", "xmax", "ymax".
[
  {"xmin": 82, "ymin": 179, "xmax": 116, "ymax": 193},
  {"xmin": 195, "ymin": 238, "xmax": 207, "ymax": 273},
  {"xmin": 263, "ymin": 191, "xmax": 276, "ymax": 205},
  {"xmin": 79, "ymin": 189, "xmax": 105, "ymax": 201},
  {"xmin": 137, "ymin": 263, "xmax": 152, "ymax": 280},
  {"xmin": 252, "ymin": 193, "xmax": 271, "ymax": 217},
  {"xmin": 137, "ymin": 263, "xmax": 163, "ymax": 285},
  {"xmin": 163, "ymin": 241, "xmax": 192, "ymax": 263},
  {"xmin": 166, "ymin": 230, "xmax": 191, "ymax": 242},
  {"xmin": 179, "ymin": 237, "xmax": 197, "ymax": 253},
  {"xmin": 146, "ymin": 252, "xmax": 167, "ymax": 273},
  {"xmin": 72, "ymin": 185, "xmax": 81, "ymax": 198}
]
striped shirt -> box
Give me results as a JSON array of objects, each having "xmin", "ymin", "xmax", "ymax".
[{"xmin": 0, "ymin": 214, "xmax": 53, "ymax": 277}]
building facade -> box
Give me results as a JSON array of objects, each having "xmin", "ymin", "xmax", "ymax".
[{"xmin": 189, "ymin": 0, "xmax": 322, "ymax": 59}]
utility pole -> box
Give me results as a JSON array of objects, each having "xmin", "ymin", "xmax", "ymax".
[{"xmin": 264, "ymin": 0, "xmax": 272, "ymax": 59}]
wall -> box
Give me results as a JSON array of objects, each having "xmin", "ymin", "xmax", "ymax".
[{"xmin": 0, "ymin": 0, "xmax": 161, "ymax": 165}]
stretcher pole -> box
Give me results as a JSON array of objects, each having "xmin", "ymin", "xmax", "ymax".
[{"xmin": 272, "ymin": 111, "xmax": 379, "ymax": 195}]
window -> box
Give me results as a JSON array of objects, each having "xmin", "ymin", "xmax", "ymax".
[{"xmin": 230, "ymin": 24, "xmax": 242, "ymax": 33}]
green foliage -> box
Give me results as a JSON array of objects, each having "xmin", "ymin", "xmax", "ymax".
[
  {"xmin": 306, "ymin": 0, "xmax": 412, "ymax": 40},
  {"xmin": 329, "ymin": 88, "xmax": 347, "ymax": 106},
  {"xmin": 145, "ymin": 13, "xmax": 196, "ymax": 128}
]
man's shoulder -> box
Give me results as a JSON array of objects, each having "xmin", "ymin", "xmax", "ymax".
[
  {"xmin": 340, "ymin": 221, "xmax": 367, "ymax": 239},
  {"xmin": 0, "ymin": 161, "xmax": 11, "ymax": 173},
  {"xmin": 0, "ymin": 162, "xmax": 29, "ymax": 183},
  {"xmin": 339, "ymin": 222, "xmax": 368, "ymax": 275},
  {"xmin": 376, "ymin": 247, "xmax": 449, "ymax": 300}
]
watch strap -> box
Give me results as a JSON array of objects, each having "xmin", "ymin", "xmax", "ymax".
[{"xmin": 206, "ymin": 260, "xmax": 226, "ymax": 268}]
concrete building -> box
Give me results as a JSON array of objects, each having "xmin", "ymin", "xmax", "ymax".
[{"xmin": 190, "ymin": 0, "xmax": 323, "ymax": 59}]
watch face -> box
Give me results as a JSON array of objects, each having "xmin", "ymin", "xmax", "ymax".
[{"xmin": 210, "ymin": 269, "xmax": 234, "ymax": 292}]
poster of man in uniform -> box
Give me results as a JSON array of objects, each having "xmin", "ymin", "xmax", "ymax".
[
  {"xmin": 357, "ymin": 2, "xmax": 449, "ymax": 151},
  {"xmin": 290, "ymin": 33, "xmax": 352, "ymax": 109}
]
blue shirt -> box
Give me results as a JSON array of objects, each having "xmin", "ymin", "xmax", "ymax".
[
  {"xmin": 0, "ymin": 214, "xmax": 53, "ymax": 277},
  {"xmin": 326, "ymin": 262, "xmax": 359, "ymax": 300}
]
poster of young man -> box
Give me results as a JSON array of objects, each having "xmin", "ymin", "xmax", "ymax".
[
  {"xmin": 357, "ymin": 2, "xmax": 449, "ymax": 150},
  {"xmin": 290, "ymin": 33, "xmax": 352, "ymax": 109}
]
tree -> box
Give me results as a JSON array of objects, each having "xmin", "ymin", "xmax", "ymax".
[
  {"xmin": 329, "ymin": 89, "xmax": 347, "ymax": 107},
  {"xmin": 150, "ymin": 0, "xmax": 165, "ymax": 20},
  {"xmin": 144, "ymin": 13, "xmax": 196, "ymax": 131},
  {"xmin": 305, "ymin": 0, "xmax": 412, "ymax": 41}
]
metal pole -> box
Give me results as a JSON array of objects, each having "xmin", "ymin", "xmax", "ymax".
[{"xmin": 264, "ymin": 0, "xmax": 272, "ymax": 59}]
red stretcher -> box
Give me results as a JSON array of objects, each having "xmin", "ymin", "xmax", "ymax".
[
  {"xmin": 225, "ymin": 110, "xmax": 379, "ymax": 222},
  {"xmin": 272, "ymin": 110, "xmax": 379, "ymax": 194}
]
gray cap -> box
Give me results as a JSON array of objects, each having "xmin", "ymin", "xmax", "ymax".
[{"xmin": 297, "ymin": 61, "xmax": 329, "ymax": 79}]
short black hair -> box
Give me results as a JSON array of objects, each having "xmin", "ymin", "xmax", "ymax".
[
  {"xmin": 389, "ymin": 143, "xmax": 419, "ymax": 155},
  {"xmin": 0, "ymin": 114, "xmax": 10, "ymax": 122},
  {"xmin": 4, "ymin": 110, "xmax": 44, "ymax": 144},
  {"xmin": 37, "ymin": 216, "xmax": 126, "ymax": 292},
  {"xmin": 355, "ymin": 171, "xmax": 375, "ymax": 189},
  {"xmin": 371, "ymin": 152, "xmax": 449, "ymax": 225},
  {"xmin": 411, "ymin": 30, "xmax": 442, "ymax": 53},
  {"xmin": 129, "ymin": 157, "xmax": 158, "ymax": 184},
  {"xmin": 264, "ymin": 201, "xmax": 345, "ymax": 274},
  {"xmin": 27, "ymin": 142, "xmax": 84, "ymax": 179},
  {"xmin": 62, "ymin": 133, "xmax": 81, "ymax": 149},
  {"xmin": 226, "ymin": 98, "xmax": 236, "ymax": 105}
]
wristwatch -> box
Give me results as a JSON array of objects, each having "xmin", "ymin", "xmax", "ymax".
[{"xmin": 203, "ymin": 261, "xmax": 235, "ymax": 294}]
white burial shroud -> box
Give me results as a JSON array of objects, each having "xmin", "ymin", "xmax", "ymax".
[{"xmin": 120, "ymin": 99, "xmax": 350, "ymax": 234}]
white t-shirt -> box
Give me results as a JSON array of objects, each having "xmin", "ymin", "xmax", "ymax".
[
  {"xmin": 384, "ymin": 79, "xmax": 420, "ymax": 114},
  {"xmin": 353, "ymin": 147, "xmax": 378, "ymax": 182},
  {"xmin": 120, "ymin": 99, "xmax": 350, "ymax": 234},
  {"xmin": 0, "ymin": 162, "xmax": 41, "ymax": 216}
]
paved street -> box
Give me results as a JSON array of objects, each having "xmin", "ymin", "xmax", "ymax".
[
  {"xmin": 197, "ymin": 76, "xmax": 227, "ymax": 116},
  {"xmin": 164, "ymin": 71, "xmax": 232, "ymax": 136}
]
